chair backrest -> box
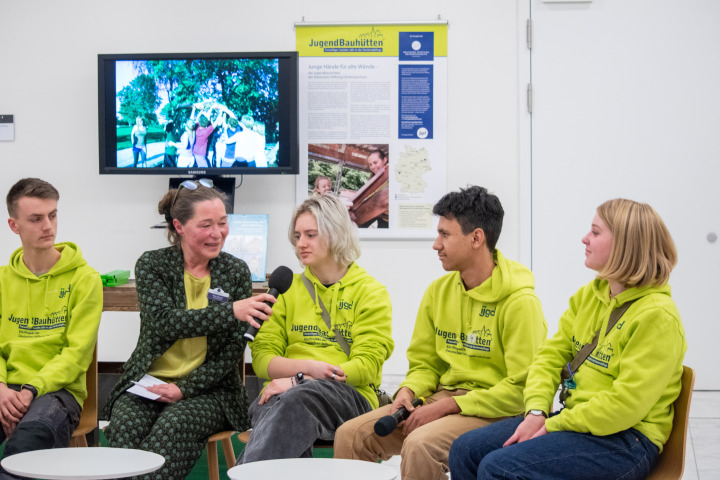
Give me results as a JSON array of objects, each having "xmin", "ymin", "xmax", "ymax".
[
  {"xmin": 84, "ymin": 347, "xmax": 99, "ymax": 423},
  {"xmin": 645, "ymin": 365, "xmax": 695, "ymax": 480},
  {"xmin": 69, "ymin": 346, "xmax": 98, "ymax": 446}
]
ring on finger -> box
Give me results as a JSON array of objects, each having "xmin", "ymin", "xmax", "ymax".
[
  {"xmin": 331, "ymin": 373, "xmax": 336, "ymax": 380},
  {"xmin": 333, "ymin": 366, "xmax": 338, "ymax": 374}
]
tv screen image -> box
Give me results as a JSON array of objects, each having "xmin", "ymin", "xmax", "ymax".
[{"xmin": 98, "ymin": 52, "xmax": 298, "ymax": 176}]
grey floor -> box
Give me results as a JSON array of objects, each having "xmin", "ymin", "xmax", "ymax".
[{"xmin": 683, "ymin": 391, "xmax": 720, "ymax": 479}]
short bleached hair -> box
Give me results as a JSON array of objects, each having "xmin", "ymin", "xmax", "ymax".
[
  {"xmin": 596, "ymin": 198, "xmax": 677, "ymax": 288},
  {"xmin": 289, "ymin": 194, "xmax": 361, "ymax": 267}
]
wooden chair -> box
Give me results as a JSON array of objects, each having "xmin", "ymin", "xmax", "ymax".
[
  {"xmin": 645, "ymin": 365, "xmax": 695, "ymax": 480},
  {"xmin": 69, "ymin": 347, "xmax": 98, "ymax": 447},
  {"xmin": 205, "ymin": 363, "xmax": 245, "ymax": 480},
  {"xmin": 207, "ymin": 430, "xmax": 237, "ymax": 480}
]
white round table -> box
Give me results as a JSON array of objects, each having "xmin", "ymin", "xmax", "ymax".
[
  {"xmin": 227, "ymin": 458, "xmax": 397, "ymax": 480},
  {"xmin": 0, "ymin": 447, "xmax": 165, "ymax": 479}
]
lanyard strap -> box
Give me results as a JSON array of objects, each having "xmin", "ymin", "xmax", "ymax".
[
  {"xmin": 559, "ymin": 299, "xmax": 636, "ymax": 404},
  {"xmin": 301, "ymin": 273, "xmax": 351, "ymax": 357},
  {"xmin": 301, "ymin": 273, "xmax": 387, "ymax": 402}
]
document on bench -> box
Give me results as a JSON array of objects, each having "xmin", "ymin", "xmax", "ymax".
[{"xmin": 126, "ymin": 374, "xmax": 166, "ymax": 400}]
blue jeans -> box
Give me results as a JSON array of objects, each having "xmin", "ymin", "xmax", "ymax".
[
  {"xmin": 449, "ymin": 415, "xmax": 659, "ymax": 480},
  {"xmin": 0, "ymin": 387, "xmax": 81, "ymax": 480}
]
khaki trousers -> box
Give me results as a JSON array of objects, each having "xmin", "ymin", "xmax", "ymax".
[{"xmin": 334, "ymin": 389, "xmax": 504, "ymax": 480}]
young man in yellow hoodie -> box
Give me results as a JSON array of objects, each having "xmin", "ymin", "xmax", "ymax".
[
  {"xmin": 0, "ymin": 178, "xmax": 103, "ymax": 476},
  {"xmin": 334, "ymin": 185, "xmax": 547, "ymax": 480}
]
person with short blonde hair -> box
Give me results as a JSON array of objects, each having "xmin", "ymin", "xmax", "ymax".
[
  {"xmin": 595, "ymin": 198, "xmax": 677, "ymax": 287},
  {"xmin": 240, "ymin": 194, "xmax": 394, "ymax": 464},
  {"xmin": 288, "ymin": 194, "xmax": 360, "ymax": 267},
  {"xmin": 450, "ymin": 199, "xmax": 686, "ymax": 480}
]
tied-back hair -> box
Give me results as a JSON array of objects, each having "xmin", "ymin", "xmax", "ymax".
[
  {"xmin": 596, "ymin": 198, "xmax": 677, "ymax": 288},
  {"xmin": 432, "ymin": 185, "xmax": 504, "ymax": 252},
  {"xmin": 6, "ymin": 178, "xmax": 59, "ymax": 217},
  {"xmin": 369, "ymin": 149, "xmax": 387, "ymax": 161},
  {"xmin": 158, "ymin": 184, "xmax": 228, "ymax": 247},
  {"xmin": 289, "ymin": 194, "xmax": 361, "ymax": 267}
]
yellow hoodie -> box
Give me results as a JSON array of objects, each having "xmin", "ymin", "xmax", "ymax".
[
  {"xmin": 0, "ymin": 242, "xmax": 103, "ymax": 406},
  {"xmin": 251, "ymin": 262, "xmax": 394, "ymax": 408},
  {"xmin": 400, "ymin": 250, "xmax": 547, "ymax": 418},
  {"xmin": 524, "ymin": 279, "xmax": 686, "ymax": 451}
]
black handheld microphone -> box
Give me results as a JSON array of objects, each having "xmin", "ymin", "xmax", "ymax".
[
  {"xmin": 243, "ymin": 265, "xmax": 294, "ymax": 342},
  {"xmin": 374, "ymin": 398, "xmax": 424, "ymax": 437}
]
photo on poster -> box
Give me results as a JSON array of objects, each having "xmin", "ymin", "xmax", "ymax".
[{"xmin": 307, "ymin": 143, "xmax": 389, "ymax": 229}]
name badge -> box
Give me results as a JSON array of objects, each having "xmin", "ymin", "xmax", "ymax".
[{"xmin": 207, "ymin": 287, "xmax": 230, "ymax": 303}]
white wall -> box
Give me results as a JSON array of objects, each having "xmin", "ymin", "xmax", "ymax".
[
  {"xmin": 530, "ymin": 0, "xmax": 719, "ymax": 389},
  {"xmin": 0, "ymin": 1, "xmax": 528, "ymax": 374}
]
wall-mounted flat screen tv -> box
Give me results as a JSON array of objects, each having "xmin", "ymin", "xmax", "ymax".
[{"xmin": 98, "ymin": 51, "xmax": 298, "ymax": 176}]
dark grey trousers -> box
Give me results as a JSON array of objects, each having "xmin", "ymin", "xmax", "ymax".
[
  {"xmin": 0, "ymin": 387, "xmax": 81, "ymax": 480},
  {"xmin": 239, "ymin": 379, "xmax": 371, "ymax": 464}
]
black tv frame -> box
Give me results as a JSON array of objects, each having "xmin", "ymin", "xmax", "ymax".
[{"xmin": 98, "ymin": 51, "xmax": 299, "ymax": 176}]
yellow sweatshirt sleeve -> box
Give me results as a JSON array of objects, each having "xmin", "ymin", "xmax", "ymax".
[
  {"xmin": 523, "ymin": 291, "xmax": 582, "ymax": 414},
  {"xmin": 250, "ymin": 292, "xmax": 289, "ymax": 380}
]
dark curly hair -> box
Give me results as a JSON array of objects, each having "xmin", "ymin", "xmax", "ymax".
[{"xmin": 432, "ymin": 185, "xmax": 504, "ymax": 252}]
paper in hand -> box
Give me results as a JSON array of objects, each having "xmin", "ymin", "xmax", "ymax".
[{"xmin": 126, "ymin": 374, "xmax": 167, "ymax": 401}]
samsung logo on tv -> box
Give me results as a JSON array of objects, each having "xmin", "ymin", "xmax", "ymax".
[{"xmin": 188, "ymin": 170, "xmax": 206, "ymax": 174}]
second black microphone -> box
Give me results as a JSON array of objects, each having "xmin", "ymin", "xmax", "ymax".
[{"xmin": 374, "ymin": 398, "xmax": 425, "ymax": 437}]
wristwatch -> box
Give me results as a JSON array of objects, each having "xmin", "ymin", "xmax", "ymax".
[
  {"xmin": 21, "ymin": 384, "xmax": 38, "ymax": 399},
  {"xmin": 525, "ymin": 409, "xmax": 547, "ymax": 418},
  {"xmin": 296, "ymin": 372, "xmax": 305, "ymax": 385}
]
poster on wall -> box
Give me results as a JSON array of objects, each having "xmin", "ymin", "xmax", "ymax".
[
  {"xmin": 295, "ymin": 23, "xmax": 447, "ymax": 239},
  {"xmin": 222, "ymin": 214, "xmax": 269, "ymax": 282}
]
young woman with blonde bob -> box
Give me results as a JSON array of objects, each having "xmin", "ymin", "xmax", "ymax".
[{"xmin": 450, "ymin": 199, "xmax": 686, "ymax": 480}]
